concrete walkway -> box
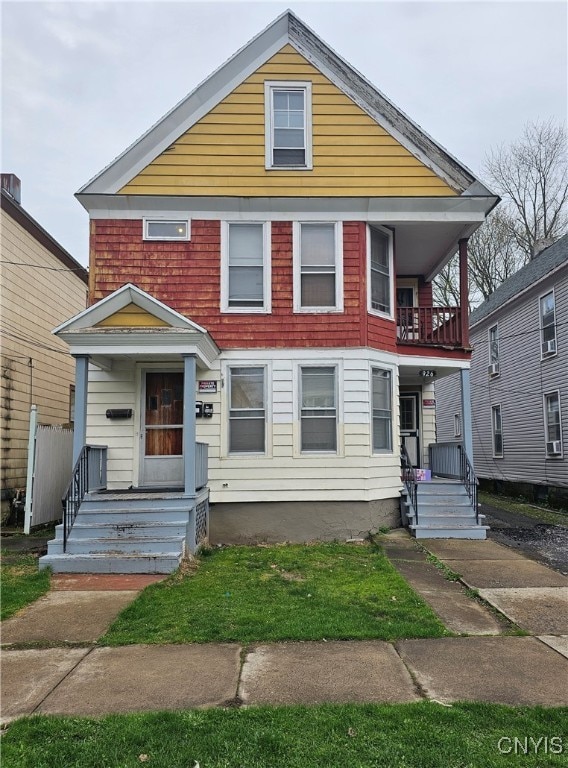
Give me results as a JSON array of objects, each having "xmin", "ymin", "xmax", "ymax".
[{"xmin": 1, "ymin": 535, "xmax": 567, "ymax": 723}]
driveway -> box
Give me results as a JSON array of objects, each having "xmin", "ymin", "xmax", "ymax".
[{"xmin": 480, "ymin": 500, "xmax": 568, "ymax": 574}]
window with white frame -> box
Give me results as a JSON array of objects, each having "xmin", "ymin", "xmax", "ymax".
[
  {"xmin": 454, "ymin": 413, "xmax": 462, "ymax": 438},
  {"xmin": 369, "ymin": 226, "xmax": 392, "ymax": 315},
  {"xmin": 488, "ymin": 324, "xmax": 500, "ymax": 375},
  {"xmin": 300, "ymin": 366, "xmax": 337, "ymax": 452},
  {"xmin": 265, "ymin": 82, "xmax": 312, "ymax": 169},
  {"xmin": 544, "ymin": 391, "xmax": 562, "ymax": 456},
  {"xmin": 143, "ymin": 219, "xmax": 190, "ymax": 241},
  {"xmin": 372, "ymin": 368, "xmax": 392, "ymax": 452},
  {"xmin": 491, "ymin": 405, "xmax": 503, "ymax": 457},
  {"xmin": 222, "ymin": 222, "xmax": 269, "ymax": 311},
  {"xmin": 228, "ymin": 367, "xmax": 266, "ymax": 453},
  {"xmin": 294, "ymin": 222, "xmax": 342, "ymax": 311},
  {"xmin": 540, "ymin": 291, "xmax": 557, "ymax": 356}
]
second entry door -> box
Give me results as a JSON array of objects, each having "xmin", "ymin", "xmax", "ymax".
[
  {"xmin": 400, "ymin": 393, "xmax": 420, "ymax": 467},
  {"xmin": 141, "ymin": 371, "xmax": 184, "ymax": 487}
]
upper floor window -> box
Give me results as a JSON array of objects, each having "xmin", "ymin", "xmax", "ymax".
[
  {"xmin": 368, "ymin": 225, "xmax": 393, "ymax": 316},
  {"xmin": 544, "ymin": 391, "xmax": 562, "ymax": 457},
  {"xmin": 293, "ymin": 222, "xmax": 343, "ymax": 312},
  {"xmin": 488, "ymin": 324, "xmax": 500, "ymax": 376},
  {"xmin": 221, "ymin": 222, "xmax": 270, "ymax": 312},
  {"xmin": 264, "ymin": 82, "xmax": 312, "ymax": 169},
  {"xmin": 540, "ymin": 290, "xmax": 557, "ymax": 357},
  {"xmin": 143, "ymin": 219, "xmax": 190, "ymax": 241},
  {"xmin": 372, "ymin": 368, "xmax": 392, "ymax": 452},
  {"xmin": 491, "ymin": 404, "xmax": 503, "ymax": 458},
  {"xmin": 228, "ymin": 366, "xmax": 266, "ymax": 454},
  {"xmin": 300, "ymin": 366, "xmax": 337, "ymax": 452}
]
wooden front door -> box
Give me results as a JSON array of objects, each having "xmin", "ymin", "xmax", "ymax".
[{"xmin": 141, "ymin": 371, "xmax": 184, "ymax": 486}]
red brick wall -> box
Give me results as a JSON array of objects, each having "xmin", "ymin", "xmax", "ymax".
[{"xmin": 90, "ymin": 219, "xmax": 398, "ymax": 352}]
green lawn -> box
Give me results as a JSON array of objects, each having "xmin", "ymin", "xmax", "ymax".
[
  {"xmin": 4, "ymin": 703, "xmax": 567, "ymax": 768},
  {"xmin": 479, "ymin": 492, "xmax": 567, "ymax": 526},
  {"xmin": 0, "ymin": 551, "xmax": 51, "ymax": 621},
  {"xmin": 101, "ymin": 542, "xmax": 449, "ymax": 645}
]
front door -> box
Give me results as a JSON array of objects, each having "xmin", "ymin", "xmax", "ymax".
[
  {"xmin": 141, "ymin": 371, "xmax": 184, "ymax": 487},
  {"xmin": 400, "ymin": 393, "xmax": 420, "ymax": 467}
]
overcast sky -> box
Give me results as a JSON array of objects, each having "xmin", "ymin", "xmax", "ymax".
[{"xmin": 2, "ymin": 0, "xmax": 566, "ymax": 267}]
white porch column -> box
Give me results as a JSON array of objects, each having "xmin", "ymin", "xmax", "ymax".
[
  {"xmin": 72, "ymin": 354, "xmax": 89, "ymax": 465},
  {"xmin": 460, "ymin": 368, "xmax": 474, "ymax": 464},
  {"xmin": 183, "ymin": 354, "xmax": 197, "ymax": 496}
]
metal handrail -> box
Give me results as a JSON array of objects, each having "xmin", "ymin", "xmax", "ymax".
[
  {"xmin": 400, "ymin": 443, "xmax": 417, "ymax": 516},
  {"xmin": 458, "ymin": 444, "xmax": 479, "ymax": 525},
  {"xmin": 62, "ymin": 445, "xmax": 107, "ymax": 551}
]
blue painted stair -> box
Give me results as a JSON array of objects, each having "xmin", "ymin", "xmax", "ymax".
[{"xmin": 401, "ymin": 479, "xmax": 488, "ymax": 539}]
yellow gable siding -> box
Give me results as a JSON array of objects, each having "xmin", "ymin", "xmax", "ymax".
[
  {"xmin": 95, "ymin": 304, "xmax": 170, "ymax": 328},
  {"xmin": 120, "ymin": 45, "xmax": 456, "ymax": 197}
]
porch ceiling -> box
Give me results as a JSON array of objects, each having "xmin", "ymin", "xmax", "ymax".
[{"xmin": 398, "ymin": 360, "xmax": 469, "ymax": 387}]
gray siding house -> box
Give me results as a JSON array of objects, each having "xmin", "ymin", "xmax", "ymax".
[{"xmin": 436, "ymin": 235, "xmax": 568, "ymax": 505}]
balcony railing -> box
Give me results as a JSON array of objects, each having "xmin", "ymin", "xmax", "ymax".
[{"xmin": 396, "ymin": 307, "xmax": 463, "ymax": 347}]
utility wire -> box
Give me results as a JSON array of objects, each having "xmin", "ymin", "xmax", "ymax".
[{"xmin": 0, "ymin": 260, "xmax": 88, "ymax": 273}]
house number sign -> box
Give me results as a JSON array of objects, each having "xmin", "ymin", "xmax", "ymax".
[
  {"xmin": 198, "ymin": 380, "xmax": 217, "ymax": 393},
  {"xmin": 419, "ymin": 370, "xmax": 436, "ymax": 378}
]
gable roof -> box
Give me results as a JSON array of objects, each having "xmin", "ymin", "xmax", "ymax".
[
  {"xmin": 470, "ymin": 235, "xmax": 568, "ymax": 327},
  {"xmin": 78, "ymin": 10, "xmax": 492, "ymax": 199}
]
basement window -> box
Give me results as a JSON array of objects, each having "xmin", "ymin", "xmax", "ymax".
[{"xmin": 143, "ymin": 219, "xmax": 190, "ymax": 241}]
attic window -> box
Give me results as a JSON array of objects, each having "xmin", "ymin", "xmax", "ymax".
[
  {"xmin": 143, "ymin": 219, "xmax": 190, "ymax": 241},
  {"xmin": 265, "ymin": 81, "xmax": 312, "ymax": 170}
]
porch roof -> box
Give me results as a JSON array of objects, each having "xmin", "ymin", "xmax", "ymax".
[{"xmin": 53, "ymin": 283, "xmax": 220, "ymax": 369}]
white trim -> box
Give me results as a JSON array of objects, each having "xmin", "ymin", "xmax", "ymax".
[
  {"xmin": 543, "ymin": 390, "xmax": 563, "ymax": 459},
  {"xmin": 220, "ymin": 221, "xmax": 272, "ymax": 313},
  {"xmin": 221, "ymin": 361, "xmax": 273, "ymax": 459},
  {"xmin": 370, "ymin": 364, "xmax": 395, "ymax": 455},
  {"xmin": 491, "ymin": 403, "xmax": 503, "ymax": 459},
  {"xmin": 143, "ymin": 218, "xmax": 190, "ymax": 241},
  {"xmin": 294, "ymin": 359, "xmax": 343, "ymax": 457},
  {"xmin": 453, "ymin": 413, "xmax": 462, "ymax": 438},
  {"xmin": 539, "ymin": 287, "xmax": 557, "ymax": 360},
  {"xmin": 292, "ymin": 221, "xmax": 344, "ymax": 312},
  {"xmin": 395, "ymin": 278, "xmax": 418, "ymax": 307},
  {"xmin": 367, "ymin": 224, "xmax": 395, "ymax": 321},
  {"xmin": 264, "ymin": 80, "xmax": 313, "ymax": 171}
]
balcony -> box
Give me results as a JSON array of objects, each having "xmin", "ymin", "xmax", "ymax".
[{"xmin": 396, "ymin": 306, "xmax": 463, "ymax": 348}]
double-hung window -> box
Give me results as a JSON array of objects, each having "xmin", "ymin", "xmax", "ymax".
[
  {"xmin": 491, "ymin": 405, "xmax": 503, "ymax": 457},
  {"xmin": 265, "ymin": 82, "xmax": 312, "ymax": 169},
  {"xmin": 300, "ymin": 366, "xmax": 337, "ymax": 452},
  {"xmin": 544, "ymin": 392, "xmax": 562, "ymax": 456},
  {"xmin": 372, "ymin": 368, "xmax": 392, "ymax": 452},
  {"xmin": 294, "ymin": 222, "xmax": 343, "ymax": 311},
  {"xmin": 228, "ymin": 367, "xmax": 266, "ymax": 454},
  {"xmin": 540, "ymin": 291, "xmax": 557, "ymax": 357},
  {"xmin": 368, "ymin": 226, "xmax": 393, "ymax": 316},
  {"xmin": 488, "ymin": 324, "xmax": 500, "ymax": 375},
  {"xmin": 222, "ymin": 222, "xmax": 270, "ymax": 312}
]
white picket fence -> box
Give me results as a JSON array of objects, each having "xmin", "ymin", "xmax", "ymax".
[{"xmin": 24, "ymin": 406, "xmax": 73, "ymax": 533}]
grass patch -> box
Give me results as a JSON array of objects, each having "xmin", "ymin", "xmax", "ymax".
[
  {"xmin": 101, "ymin": 542, "xmax": 449, "ymax": 645},
  {"xmin": 0, "ymin": 551, "xmax": 50, "ymax": 621},
  {"xmin": 479, "ymin": 492, "xmax": 567, "ymax": 526},
  {"xmin": 3, "ymin": 702, "xmax": 567, "ymax": 767}
]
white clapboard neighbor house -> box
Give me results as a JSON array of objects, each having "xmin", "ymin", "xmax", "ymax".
[
  {"xmin": 436, "ymin": 235, "xmax": 568, "ymax": 508},
  {"xmin": 40, "ymin": 11, "xmax": 498, "ymax": 574}
]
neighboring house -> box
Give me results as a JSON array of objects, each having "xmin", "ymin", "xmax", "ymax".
[
  {"xmin": 0, "ymin": 175, "xmax": 89, "ymax": 521},
  {"xmin": 436, "ymin": 235, "xmax": 568, "ymax": 507},
  {"xmin": 41, "ymin": 11, "xmax": 498, "ymax": 573}
]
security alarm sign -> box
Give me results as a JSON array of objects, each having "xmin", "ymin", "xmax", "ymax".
[
  {"xmin": 198, "ymin": 380, "xmax": 217, "ymax": 393},
  {"xmin": 423, "ymin": 399, "xmax": 436, "ymax": 408}
]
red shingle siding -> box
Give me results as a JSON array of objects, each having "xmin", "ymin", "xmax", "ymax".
[
  {"xmin": 91, "ymin": 219, "xmax": 399, "ymax": 351},
  {"xmin": 418, "ymin": 278, "xmax": 433, "ymax": 307}
]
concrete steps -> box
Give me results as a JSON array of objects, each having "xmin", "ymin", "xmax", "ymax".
[
  {"xmin": 402, "ymin": 478, "xmax": 487, "ymax": 540},
  {"xmin": 39, "ymin": 552, "xmax": 183, "ymax": 574}
]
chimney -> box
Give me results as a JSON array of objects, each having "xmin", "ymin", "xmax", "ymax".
[
  {"xmin": 1, "ymin": 174, "xmax": 21, "ymax": 204},
  {"xmin": 532, "ymin": 237, "xmax": 555, "ymax": 258}
]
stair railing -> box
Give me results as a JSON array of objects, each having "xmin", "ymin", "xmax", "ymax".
[
  {"xmin": 400, "ymin": 443, "xmax": 418, "ymax": 517},
  {"xmin": 457, "ymin": 444, "xmax": 479, "ymax": 525},
  {"xmin": 62, "ymin": 445, "xmax": 107, "ymax": 552}
]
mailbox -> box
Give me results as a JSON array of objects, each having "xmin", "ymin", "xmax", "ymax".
[
  {"xmin": 195, "ymin": 401, "xmax": 203, "ymax": 418},
  {"xmin": 106, "ymin": 409, "xmax": 133, "ymax": 419},
  {"xmin": 203, "ymin": 403, "xmax": 213, "ymax": 418}
]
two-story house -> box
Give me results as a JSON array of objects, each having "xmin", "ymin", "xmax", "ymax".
[
  {"xmin": 41, "ymin": 12, "xmax": 497, "ymax": 573},
  {"xmin": 1, "ymin": 175, "xmax": 88, "ymax": 523},
  {"xmin": 436, "ymin": 235, "xmax": 568, "ymax": 508}
]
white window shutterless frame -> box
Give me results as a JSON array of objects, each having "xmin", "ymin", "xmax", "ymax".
[
  {"xmin": 221, "ymin": 222, "xmax": 271, "ymax": 312},
  {"xmin": 228, "ymin": 366, "xmax": 267, "ymax": 454},
  {"xmin": 143, "ymin": 219, "xmax": 190, "ymax": 241},
  {"xmin": 264, "ymin": 81, "xmax": 312, "ymax": 170},
  {"xmin": 367, "ymin": 225, "xmax": 394, "ymax": 318},
  {"xmin": 299, "ymin": 365, "xmax": 338, "ymax": 453},
  {"xmin": 293, "ymin": 222, "xmax": 343, "ymax": 312}
]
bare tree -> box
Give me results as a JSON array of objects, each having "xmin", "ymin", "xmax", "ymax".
[{"xmin": 485, "ymin": 120, "xmax": 568, "ymax": 258}]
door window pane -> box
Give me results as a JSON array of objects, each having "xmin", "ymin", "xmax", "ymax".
[
  {"xmin": 229, "ymin": 367, "xmax": 266, "ymax": 453},
  {"xmin": 301, "ymin": 367, "xmax": 337, "ymax": 451}
]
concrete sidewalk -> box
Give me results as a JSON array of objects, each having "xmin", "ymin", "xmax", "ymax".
[{"xmin": 1, "ymin": 534, "xmax": 567, "ymax": 723}]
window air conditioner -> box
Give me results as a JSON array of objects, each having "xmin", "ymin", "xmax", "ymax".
[
  {"xmin": 488, "ymin": 362, "xmax": 500, "ymax": 376},
  {"xmin": 546, "ymin": 440, "xmax": 562, "ymax": 455},
  {"xmin": 542, "ymin": 339, "xmax": 556, "ymax": 355}
]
